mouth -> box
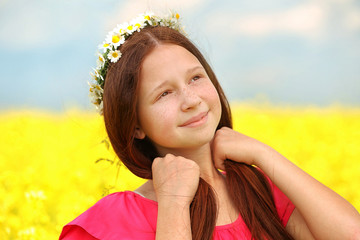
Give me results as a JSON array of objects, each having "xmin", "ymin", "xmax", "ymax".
[{"xmin": 179, "ymin": 111, "xmax": 209, "ymax": 127}]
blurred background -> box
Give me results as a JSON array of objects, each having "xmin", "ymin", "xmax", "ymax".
[
  {"xmin": 0, "ymin": 0, "xmax": 359, "ymax": 110},
  {"xmin": 0, "ymin": 0, "xmax": 359, "ymax": 239}
]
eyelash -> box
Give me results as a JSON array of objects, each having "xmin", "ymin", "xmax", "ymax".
[
  {"xmin": 160, "ymin": 91, "xmax": 170, "ymax": 98},
  {"xmin": 190, "ymin": 75, "xmax": 200, "ymax": 82}
]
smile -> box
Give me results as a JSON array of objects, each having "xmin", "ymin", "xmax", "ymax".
[{"xmin": 179, "ymin": 111, "xmax": 208, "ymax": 127}]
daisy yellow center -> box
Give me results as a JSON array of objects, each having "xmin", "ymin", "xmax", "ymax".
[
  {"xmin": 127, "ymin": 25, "xmax": 133, "ymax": 31},
  {"xmin": 98, "ymin": 56, "xmax": 104, "ymax": 62},
  {"xmin": 112, "ymin": 35, "xmax": 120, "ymax": 43},
  {"xmin": 96, "ymin": 85, "xmax": 101, "ymax": 90},
  {"xmin": 112, "ymin": 52, "xmax": 119, "ymax": 58},
  {"xmin": 135, "ymin": 23, "xmax": 141, "ymax": 28},
  {"xmin": 145, "ymin": 15, "xmax": 150, "ymax": 20},
  {"xmin": 103, "ymin": 43, "xmax": 109, "ymax": 47},
  {"xmin": 176, "ymin": 13, "xmax": 180, "ymax": 19},
  {"xmin": 90, "ymin": 88, "xmax": 93, "ymax": 92},
  {"xmin": 119, "ymin": 29, "xmax": 125, "ymax": 34}
]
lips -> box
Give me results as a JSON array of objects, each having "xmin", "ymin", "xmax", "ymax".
[{"xmin": 179, "ymin": 111, "xmax": 208, "ymax": 127}]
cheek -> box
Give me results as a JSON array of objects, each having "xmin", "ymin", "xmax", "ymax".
[
  {"xmin": 202, "ymin": 83, "xmax": 221, "ymax": 107},
  {"xmin": 202, "ymin": 83, "xmax": 222, "ymax": 123},
  {"xmin": 138, "ymin": 103, "xmax": 177, "ymax": 138},
  {"xmin": 154, "ymin": 107, "xmax": 172, "ymax": 129}
]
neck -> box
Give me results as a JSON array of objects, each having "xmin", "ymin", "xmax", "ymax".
[{"xmin": 157, "ymin": 143, "xmax": 223, "ymax": 184}]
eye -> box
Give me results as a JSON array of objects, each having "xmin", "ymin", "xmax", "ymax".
[
  {"xmin": 160, "ymin": 91, "xmax": 169, "ymax": 97},
  {"xmin": 190, "ymin": 75, "xmax": 200, "ymax": 83},
  {"xmin": 158, "ymin": 90, "xmax": 171, "ymax": 100}
]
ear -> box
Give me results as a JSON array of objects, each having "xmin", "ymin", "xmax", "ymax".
[{"xmin": 134, "ymin": 126, "xmax": 146, "ymax": 140}]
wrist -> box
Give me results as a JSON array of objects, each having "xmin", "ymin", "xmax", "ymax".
[
  {"xmin": 253, "ymin": 144, "xmax": 275, "ymax": 169},
  {"xmin": 158, "ymin": 196, "xmax": 192, "ymax": 209},
  {"xmin": 156, "ymin": 200, "xmax": 192, "ymax": 240}
]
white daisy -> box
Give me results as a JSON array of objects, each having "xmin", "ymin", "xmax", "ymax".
[
  {"xmin": 141, "ymin": 11, "xmax": 153, "ymax": 18},
  {"xmin": 90, "ymin": 71, "xmax": 97, "ymax": 81},
  {"xmin": 96, "ymin": 53, "xmax": 105, "ymax": 69},
  {"xmin": 98, "ymin": 41, "xmax": 111, "ymax": 53},
  {"xmin": 98, "ymin": 101, "xmax": 103, "ymax": 113},
  {"xmin": 88, "ymin": 82, "xmax": 102, "ymax": 103},
  {"xmin": 131, "ymin": 17, "xmax": 145, "ymax": 32},
  {"xmin": 90, "ymin": 82, "xmax": 103, "ymax": 93},
  {"xmin": 142, "ymin": 12, "xmax": 154, "ymax": 25},
  {"xmin": 89, "ymin": 11, "xmax": 185, "ymax": 114},
  {"xmin": 90, "ymin": 68, "xmax": 104, "ymax": 82},
  {"xmin": 123, "ymin": 22, "xmax": 136, "ymax": 35},
  {"xmin": 105, "ymin": 32, "xmax": 125, "ymax": 48},
  {"xmin": 114, "ymin": 23, "xmax": 127, "ymax": 35},
  {"xmin": 132, "ymin": 21, "xmax": 143, "ymax": 32},
  {"xmin": 107, "ymin": 50, "xmax": 122, "ymax": 63},
  {"xmin": 159, "ymin": 20, "xmax": 168, "ymax": 27}
]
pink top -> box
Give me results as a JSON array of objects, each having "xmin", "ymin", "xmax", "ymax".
[{"xmin": 59, "ymin": 181, "xmax": 295, "ymax": 240}]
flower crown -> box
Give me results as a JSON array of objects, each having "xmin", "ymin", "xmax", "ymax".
[{"xmin": 88, "ymin": 11, "xmax": 185, "ymax": 114}]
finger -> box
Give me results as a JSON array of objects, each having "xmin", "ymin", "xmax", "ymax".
[
  {"xmin": 211, "ymin": 133, "xmax": 223, "ymax": 170},
  {"xmin": 164, "ymin": 153, "xmax": 175, "ymax": 158},
  {"xmin": 212, "ymin": 145, "xmax": 226, "ymax": 170},
  {"xmin": 214, "ymin": 157, "xmax": 225, "ymax": 171}
]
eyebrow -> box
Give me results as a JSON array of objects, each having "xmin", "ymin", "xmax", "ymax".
[
  {"xmin": 186, "ymin": 65, "xmax": 205, "ymax": 75},
  {"xmin": 149, "ymin": 65, "xmax": 205, "ymax": 98}
]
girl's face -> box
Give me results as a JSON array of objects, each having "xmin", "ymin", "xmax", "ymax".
[{"xmin": 136, "ymin": 44, "xmax": 222, "ymax": 155}]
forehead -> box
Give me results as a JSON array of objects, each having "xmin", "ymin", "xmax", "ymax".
[{"xmin": 139, "ymin": 44, "xmax": 202, "ymax": 82}]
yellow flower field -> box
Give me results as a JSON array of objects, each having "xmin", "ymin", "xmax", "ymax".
[{"xmin": 1, "ymin": 103, "xmax": 359, "ymax": 239}]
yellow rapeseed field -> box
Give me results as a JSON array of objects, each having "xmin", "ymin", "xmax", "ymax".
[{"xmin": 1, "ymin": 103, "xmax": 359, "ymax": 239}]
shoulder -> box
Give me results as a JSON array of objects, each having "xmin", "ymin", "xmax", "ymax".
[{"xmin": 59, "ymin": 191, "xmax": 158, "ymax": 240}]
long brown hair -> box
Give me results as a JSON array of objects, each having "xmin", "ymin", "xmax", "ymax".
[{"xmin": 103, "ymin": 26, "xmax": 293, "ymax": 240}]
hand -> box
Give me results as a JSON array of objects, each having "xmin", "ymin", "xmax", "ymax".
[
  {"xmin": 211, "ymin": 127, "xmax": 270, "ymax": 170},
  {"xmin": 152, "ymin": 153, "xmax": 200, "ymax": 207}
]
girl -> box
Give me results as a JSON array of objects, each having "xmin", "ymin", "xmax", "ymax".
[{"xmin": 60, "ymin": 12, "xmax": 360, "ymax": 240}]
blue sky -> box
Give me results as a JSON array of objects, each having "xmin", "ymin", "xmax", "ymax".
[{"xmin": 0, "ymin": 0, "xmax": 359, "ymax": 112}]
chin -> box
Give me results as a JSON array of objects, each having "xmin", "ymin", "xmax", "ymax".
[{"xmin": 189, "ymin": 130, "xmax": 216, "ymax": 147}]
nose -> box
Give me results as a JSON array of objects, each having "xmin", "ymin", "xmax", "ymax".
[{"xmin": 180, "ymin": 86, "xmax": 201, "ymax": 111}]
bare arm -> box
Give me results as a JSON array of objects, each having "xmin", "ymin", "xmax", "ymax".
[
  {"xmin": 212, "ymin": 127, "xmax": 360, "ymax": 240},
  {"xmin": 156, "ymin": 199, "xmax": 192, "ymax": 239},
  {"xmin": 257, "ymin": 145, "xmax": 360, "ymax": 240},
  {"xmin": 152, "ymin": 154, "xmax": 199, "ymax": 240},
  {"xmin": 286, "ymin": 208, "xmax": 316, "ymax": 240}
]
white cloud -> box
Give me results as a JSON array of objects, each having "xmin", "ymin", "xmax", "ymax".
[
  {"xmin": 103, "ymin": 0, "xmax": 205, "ymax": 31},
  {"xmin": 0, "ymin": 1, "xmax": 91, "ymax": 50},
  {"xmin": 0, "ymin": 4, "xmax": 49, "ymax": 49},
  {"xmin": 344, "ymin": 9, "xmax": 360, "ymax": 31},
  {"xmin": 207, "ymin": 2, "xmax": 329, "ymax": 40},
  {"xmin": 242, "ymin": 64, "xmax": 291, "ymax": 86},
  {"xmin": 0, "ymin": 0, "xmax": 206, "ymax": 50}
]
